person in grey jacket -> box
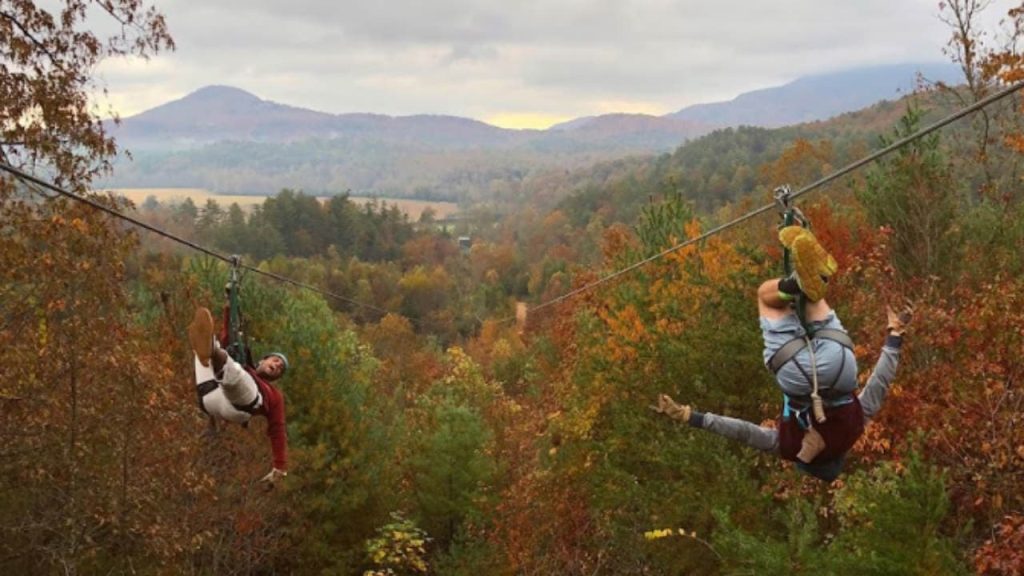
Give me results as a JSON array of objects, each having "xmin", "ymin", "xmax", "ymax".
[{"xmin": 654, "ymin": 304, "xmax": 911, "ymax": 481}]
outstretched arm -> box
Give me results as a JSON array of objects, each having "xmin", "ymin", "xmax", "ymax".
[
  {"xmin": 700, "ymin": 412, "xmax": 780, "ymax": 453},
  {"xmin": 859, "ymin": 305, "xmax": 913, "ymax": 422},
  {"xmin": 652, "ymin": 394, "xmax": 779, "ymax": 453},
  {"xmin": 265, "ymin": 395, "xmax": 288, "ymax": 473}
]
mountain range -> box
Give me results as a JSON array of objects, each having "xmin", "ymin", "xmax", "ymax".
[{"xmin": 102, "ymin": 62, "xmax": 963, "ymax": 198}]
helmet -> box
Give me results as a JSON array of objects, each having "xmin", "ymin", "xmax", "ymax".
[{"xmin": 263, "ymin": 352, "xmax": 289, "ymax": 374}]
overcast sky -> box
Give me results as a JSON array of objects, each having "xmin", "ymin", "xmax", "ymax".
[{"xmin": 95, "ymin": 0, "xmax": 1018, "ymax": 128}]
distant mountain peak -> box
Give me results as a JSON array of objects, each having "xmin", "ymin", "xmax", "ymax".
[
  {"xmin": 667, "ymin": 62, "xmax": 962, "ymax": 129},
  {"xmin": 185, "ymin": 85, "xmax": 262, "ymax": 103}
]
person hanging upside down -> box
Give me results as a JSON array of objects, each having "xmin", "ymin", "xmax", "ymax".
[
  {"xmin": 189, "ymin": 305, "xmax": 290, "ymax": 486},
  {"xmin": 654, "ymin": 226, "xmax": 913, "ymax": 482}
]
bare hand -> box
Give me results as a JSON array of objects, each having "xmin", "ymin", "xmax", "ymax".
[{"xmin": 260, "ymin": 468, "xmax": 287, "ymax": 486}]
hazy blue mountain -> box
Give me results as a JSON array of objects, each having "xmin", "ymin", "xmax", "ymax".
[
  {"xmin": 107, "ymin": 85, "xmax": 519, "ymax": 150},
  {"xmin": 102, "ymin": 86, "xmax": 708, "ymax": 197},
  {"xmin": 667, "ymin": 63, "xmax": 962, "ymax": 128},
  {"xmin": 102, "ymin": 63, "xmax": 966, "ymax": 199}
]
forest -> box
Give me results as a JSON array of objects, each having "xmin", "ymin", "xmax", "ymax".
[{"xmin": 2, "ymin": 1, "xmax": 1024, "ymax": 575}]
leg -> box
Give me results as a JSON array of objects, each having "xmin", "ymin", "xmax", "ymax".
[
  {"xmin": 219, "ymin": 355, "xmax": 262, "ymax": 411},
  {"xmin": 757, "ymin": 279, "xmax": 792, "ymax": 320},
  {"xmin": 802, "ymin": 298, "xmax": 833, "ymax": 323},
  {"xmin": 698, "ymin": 412, "xmax": 780, "ymax": 453},
  {"xmin": 195, "ymin": 354, "xmax": 251, "ymax": 424},
  {"xmin": 758, "ymin": 278, "xmax": 834, "ymax": 322},
  {"xmin": 190, "ymin": 306, "xmax": 257, "ymax": 422}
]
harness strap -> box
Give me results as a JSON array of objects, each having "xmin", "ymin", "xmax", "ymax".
[
  {"xmin": 783, "ymin": 393, "xmax": 856, "ymax": 430},
  {"xmin": 768, "ymin": 338, "xmax": 808, "ymax": 374},
  {"xmin": 766, "ymin": 328, "xmax": 854, "ymax": 374},
  {"xmin": 196, "ymin": 380, "xmax": 218, "ymax": 415},
  {"xmin": 231, "ymin": 394, "xmax": 262, "ymax": 415}
]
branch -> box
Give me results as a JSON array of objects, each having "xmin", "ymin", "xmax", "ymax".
[
  {"xmin": 94, "ymin": 0, "xmax": 131, "ymax": 27},
  {"xmin": 0, "ymin": 10, "xmax": 68, "ymax": 74}
]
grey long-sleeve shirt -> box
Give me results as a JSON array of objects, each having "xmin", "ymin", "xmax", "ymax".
[
  {"xmin": 857, "ymin": 333, "xmax": 903, "ymax": 421},
  {"xmin": 693, "ymin": 333, "xmax": 903, "ymax": 452}
]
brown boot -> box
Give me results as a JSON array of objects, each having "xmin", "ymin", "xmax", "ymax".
[
  {"xmin": 189, "ymin": 307, "xmax": 215, "ymax": 367},
  {"xmin": 796, "ymin": 427, "xmax": 826, "ymax": 463}
]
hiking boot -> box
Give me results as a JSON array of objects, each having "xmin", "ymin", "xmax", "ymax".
[
  {"xmin": 779, "ymin": 226, "xmax": 837, "ymax": 302},
  {"xmin": 189, "ymin": 307, "xmax": 215, "ymax": 367}
]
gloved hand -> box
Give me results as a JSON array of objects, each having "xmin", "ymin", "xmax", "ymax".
[
  {"xmin": 886, "ymin": 303, "xmax": 914, "ymax": 336},
  {"xmin": 796, "ymin": 427, "xmax": 826, "ymax": 463},
  {"xmin": 260, "ymin": 468, "xmax": 287, "ymax": 486},
  {"xmin": 651, "ymin": 394, "xmax": 691, "ymax": 422}
]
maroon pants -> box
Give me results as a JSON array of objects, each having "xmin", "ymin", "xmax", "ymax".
[{"xmin": 778, "ymin": 396, "xmax": 865, "ymax": 463}]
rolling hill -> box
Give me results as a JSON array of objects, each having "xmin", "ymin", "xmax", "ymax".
[
  {"xmin": 668, "ymin": 62, "xmax": 961, "ymax": 127},
  {"xmin": 102, "ymin": 63, "xmax": 966, "ymax": 200}
]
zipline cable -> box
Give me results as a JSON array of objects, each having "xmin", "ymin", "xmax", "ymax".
[
  {"xmin": 514, "ymin": 79, "xmax": 1024, "ymax": 320},
  {"xmin": 5, "ymin": 79, "xmax": 1022, "ymax": 328},
  {"xmin": 239, "ymin": 264, "xmax": 388, "ymax": 317},
  {"xmin": 0, "ymin": 162, "xmax": 392, "ymax": 316}
]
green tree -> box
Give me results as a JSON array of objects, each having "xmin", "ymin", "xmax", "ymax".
[
  {"xmin": 173, "ymin": 196, "xmax": 199, "ymax": 227},
  {"xmin": 410, "ymin": 397, "xmax": 495, "ymax": 548},
  {"xmin": 214, "ymin": 202, "xmax": 249, "ymax": 254},
  {"xmin": 245, "ymin": 204, "xmax": 287, "ymax": 259},
  {"xmin": 196, "ymin": 198, "xmax": 224, "ymax": 243},
  {"xmin": 713, "ymin": 455, "xmax": 967, "ymax": 576},
  {"xmin": 326, "ymin": 193, "xmax": 362, "ymax": 256},
  {"xmin": 860, "ymin": 106, "xmax": 961, "ymax": 279}
]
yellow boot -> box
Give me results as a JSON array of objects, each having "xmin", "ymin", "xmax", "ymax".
[{"xmin": 779, "ymin": 226, "xmax": 837, "ymax": 302}]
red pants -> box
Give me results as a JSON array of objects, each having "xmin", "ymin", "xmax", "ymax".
[{"xmin": 778, "ymin": 396, "xmax": 865, "ymax": 463}]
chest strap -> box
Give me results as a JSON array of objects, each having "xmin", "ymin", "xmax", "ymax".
[{"xmin": 767, "ymin": 328, "xmax": 854, "ymax": 374}]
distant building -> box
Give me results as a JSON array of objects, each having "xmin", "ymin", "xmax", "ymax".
[{"xmin": 458, "ymin": 236, "xmax": 472, "ymax": 253}]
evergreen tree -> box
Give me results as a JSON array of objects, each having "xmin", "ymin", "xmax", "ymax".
[{"xmin": 860, "ymin": 106, "xmax": 961, "ymax": 280}]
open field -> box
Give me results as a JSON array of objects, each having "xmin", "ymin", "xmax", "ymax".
[
  {"xmin": 108, "ymin": 188, "xmax": 460, "ymax": 221},
  {"xmin": 347, "ymin": 196, "xmax": 461, "ymax": 221}
]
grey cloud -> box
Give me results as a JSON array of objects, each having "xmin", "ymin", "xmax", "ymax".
[
  {"xmin": 99, "ymin": 0, "xmax": 1017, "ymax": 119},
  {"xmin": 443, "ymin": 44, "xmax": 500, "ymax": 64}
]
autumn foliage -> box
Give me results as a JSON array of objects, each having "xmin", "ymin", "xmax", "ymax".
[{"xmin": 6, "ymin": 1, "xmax": 1024, "ymax": 574}]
